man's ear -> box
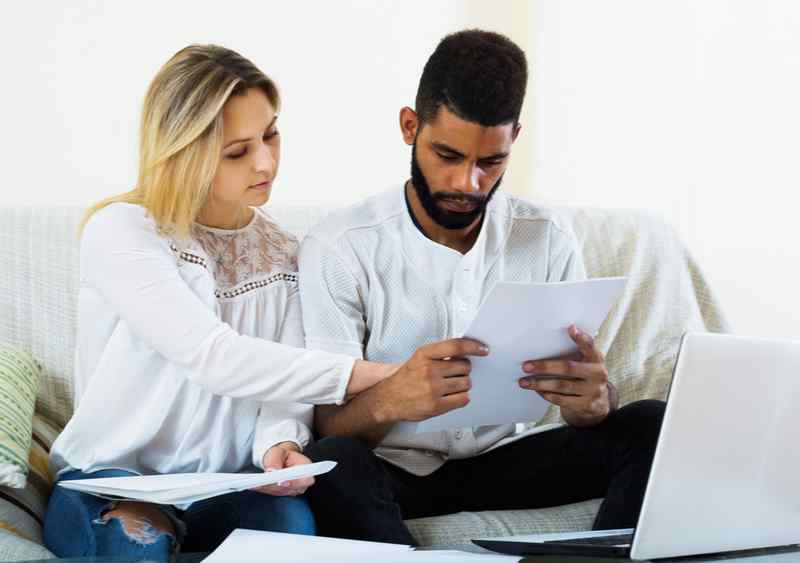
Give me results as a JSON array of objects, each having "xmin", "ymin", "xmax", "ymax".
[
  {"xmin": 512, "ymin": 122, "xmax": 522, "ymax": 143},
  {"xmin": 399, "ymin": 107, "xmax": 419, "ymax": 146}
]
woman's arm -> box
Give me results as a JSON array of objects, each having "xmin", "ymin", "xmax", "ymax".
[
  {"xmin": 346, "ymin": 360, "xmax": 399, "ymax": 398},
  {"xmin": 83, "ymin": 204, "xmax": 357, "ymax": 405}
]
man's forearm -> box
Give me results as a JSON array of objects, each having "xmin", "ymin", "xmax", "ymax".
[{"xmin": 315, "ymin": 381, "xmax": 398, "ymax": 448}]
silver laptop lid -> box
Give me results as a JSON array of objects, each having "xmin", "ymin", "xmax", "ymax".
[{"xmin": 631, "ymin": 332, "xmax": 800, "ymax": 560}]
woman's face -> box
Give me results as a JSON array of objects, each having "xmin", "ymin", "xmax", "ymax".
[{"xmin": 209, "ymin": 87, "xmax": 281, "ymax": 213}]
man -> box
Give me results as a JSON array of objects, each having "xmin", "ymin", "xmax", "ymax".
[{"xmin": 300, "ymin": 29, "xmax": 665, "ymax": 544}]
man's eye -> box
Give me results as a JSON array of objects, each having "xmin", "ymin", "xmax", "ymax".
[
  {"xmin": 437, "ymin": 153, "xmax": 459, "ymax": 162},
  {"xmin": 481, "ymin": 160, "xmax": 503, "ymax": 168}
]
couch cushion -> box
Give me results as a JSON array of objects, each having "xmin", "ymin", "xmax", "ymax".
[
  {"xmin": 0, "ymin": 529, "xmax": 54, "ymax": 561},
  {"xmin": 407, "ymin": 498, "xmax": 602, "ymax": 549},
  {"xmin": 0, "ymin": 414, "xmax": 58, "ymax": 549},
  {"xmin": 0, "ymin": 344, "xmax": 41, "ymax": 488},
  {"xmin": 0, "ymin": 208, "xmax": 82, "ymax": 429}
]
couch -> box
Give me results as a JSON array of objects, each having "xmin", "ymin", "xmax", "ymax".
[{"xmin": 0, "ymin": 203, "xmax": 728, "ymax": 560}]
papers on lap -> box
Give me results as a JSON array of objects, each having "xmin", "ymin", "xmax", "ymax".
[
  {"xmin": 408, "ymin": 277, "xmax": 627, "ymax": 433},
  {"xmin": 57, "ymin": 461, "xmax": 336, "ymax": 505}
]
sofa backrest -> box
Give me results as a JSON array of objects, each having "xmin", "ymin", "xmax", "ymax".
[{"xmin": 0, "ymin": 204, "xmax": 728, "ymax": 430}]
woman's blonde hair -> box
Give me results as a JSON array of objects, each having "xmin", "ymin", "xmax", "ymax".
[{"xmin": 80, "ymin": 45, "xmax": 280, "ymax": 237}]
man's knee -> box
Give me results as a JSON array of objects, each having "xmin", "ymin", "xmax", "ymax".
[
  {"xmin": 100, "ymin": 502, "xmax": 176, "ymax": 546},
  {"xmin": 615, "ymin": 399, "xmax": 666, "ymax": 446},
  {"xmin": 306, "ymin": 435, "xmax": 384, "ymax": 491},
  {"xmin": 307, "ymin": 435, "xmax": 375, "ymax": 465}
]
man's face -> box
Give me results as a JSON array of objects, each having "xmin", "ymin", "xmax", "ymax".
[{"xmin": 405, "ymin": 104, "xmax": 519, "ymax": 230}]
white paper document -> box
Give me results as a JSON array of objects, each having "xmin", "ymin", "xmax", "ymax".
[
  {"xmin": 411, "ymin": 277, "xmax": 627, "ymax": 433},
  {"xmin": 57, "ymin": 461, "xmax": 336, "ymax": 505},
  {"xmin": 203, "ymin": 528, "xmax": 520, "ymax": 563},
  {"xmin": 203, "ymin": 529, "xmax": 412, "ymax": 563}
]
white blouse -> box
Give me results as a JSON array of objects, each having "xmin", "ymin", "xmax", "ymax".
[{"xmin": 50, "ymin": 203, "xmax": 355, "ymax": 478}]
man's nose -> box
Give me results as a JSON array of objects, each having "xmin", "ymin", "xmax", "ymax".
[{"xmin": 451, "ymin": 162, "xmax": 480, "ymax": 193}]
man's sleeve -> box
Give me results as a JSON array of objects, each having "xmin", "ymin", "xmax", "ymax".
[
  {"xmin": 298, "ymin": 234, "xmax": 366, "ymax": 359},
  {"xmin": 547, "ymin": 223, "xmax": 588, "ymax": 283}
]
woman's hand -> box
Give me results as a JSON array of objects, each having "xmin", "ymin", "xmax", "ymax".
[{"xmin": 252, "ymin": 441, "xmax": 315, "ymax": 496}]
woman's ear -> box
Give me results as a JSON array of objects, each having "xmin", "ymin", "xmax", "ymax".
[{"xmin": 399, "ymin": 107, "xmax": 419, "ymax": 146}]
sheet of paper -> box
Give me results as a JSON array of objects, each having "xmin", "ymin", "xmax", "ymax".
[
  {"xmin": 57, "ymin": 461, "xmax": 336, "ymax": 504},
  {"xmin": 412, "ymin": 277, "xmax": 627, "ymax": 433},
  {"xmin": 203, "ymin": 529, "xmax": 412, "ymax": 563},
  {"xmin": 204, "ymin": 529, "xmax": 520, "ymax": 563}
]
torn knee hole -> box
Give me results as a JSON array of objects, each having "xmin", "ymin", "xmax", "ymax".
[{"xmin": 100, "ymin": 507, "xmax": 175, "ymax": 545}]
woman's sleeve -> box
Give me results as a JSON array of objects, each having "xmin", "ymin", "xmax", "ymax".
[
  {"xmin": 81, "ymin": 205, "xmax": 353, "ymax": 404},
  {"xmin": 251, "ymin": 284, "xmax": 314, "ymax": 469},
  {"xmin": 251, "ymin": 402, "xmax": 313, "ymax": 469}
]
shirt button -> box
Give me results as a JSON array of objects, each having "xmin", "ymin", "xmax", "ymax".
[{"xmin": 454, "ymin": 430, "xmax": 463, "ymax": 440}]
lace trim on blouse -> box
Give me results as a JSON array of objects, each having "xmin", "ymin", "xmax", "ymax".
[{"xmin": 170, "ymin": 209, "xmax": 300, "ymax": 298}]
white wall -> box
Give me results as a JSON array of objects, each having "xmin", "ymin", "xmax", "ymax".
[
  {"xmin": 3, "ymin": 1, "xmax": 798, "ymax": 339},
  {"xmin": 531, "ymin": 0, "xmax": 800, "ymax": 339},
  {"xmin": 0, "ymin": 0, "xmax": 534, "ymax": 207}
]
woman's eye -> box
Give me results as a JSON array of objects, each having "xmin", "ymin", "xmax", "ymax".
[
  {"xmin": 264, "ymin": 129, "xmax": 280, "ymax": 140},
  {"xmin": 227, "ymin": 149, "xmax": 247, "ymax": 160}
]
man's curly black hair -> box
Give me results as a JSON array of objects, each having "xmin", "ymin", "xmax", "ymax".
[{"xmin": 415, "ymin": 29, "xmax": 528, "ymax": 127}]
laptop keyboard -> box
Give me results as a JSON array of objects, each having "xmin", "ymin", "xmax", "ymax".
[{"xmin": 544, "ymin": 534, "xmax": 633, "ymax": 547}]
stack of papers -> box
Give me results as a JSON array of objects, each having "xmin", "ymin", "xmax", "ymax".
[
  {"xmin": 401, "ymin": 277, "xmax": 627, "ymax": 434},
  {"xmin": 57, "ymin": 461, "xmax": 336, "ymax": 505},
  {"xmin": 203, "ymin": 529, "xmax": 521, "ymax": 562}
]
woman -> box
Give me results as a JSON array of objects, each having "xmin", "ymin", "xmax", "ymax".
[{"xmin": 43, "ymin": 45, "xmax": 400, "ymax": 559}]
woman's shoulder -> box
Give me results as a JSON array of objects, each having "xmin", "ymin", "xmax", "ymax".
[
  {"xmin": 84, "ymin": 202, "xmax": 151, "ymax": 232},
  {"xmin": 81, "ymin": 202, "xmax": 169, "ymax": 254}
]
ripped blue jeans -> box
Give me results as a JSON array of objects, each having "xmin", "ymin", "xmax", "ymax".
[{"xmin": 44, "ymin": 469, "xmax": 316, "ymax": 560}]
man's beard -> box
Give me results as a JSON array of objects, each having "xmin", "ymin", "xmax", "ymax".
[{"xmin": 410, "ymin": 141, "xmax": 502, "ymax": 230}]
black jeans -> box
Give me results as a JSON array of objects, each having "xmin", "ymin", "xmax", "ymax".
[{"xmin": 304, "ymin": 399, "xmax": 665, "ymax": 545}]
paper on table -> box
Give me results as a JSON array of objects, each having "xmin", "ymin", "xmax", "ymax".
[
  {"xmin": 203, "ymin": 529, "xmax": 412, "ymax": 563},
  {"xmin": 204, "ymin": 529, "xmax": 520, "ymax": 563},
  {"xmin": 57, "ymin": 461, "xmax": 336, "ymax": 505},
  {"xmin": 411, "ymin": 277, "xmax": 627, "ymax": 433}
]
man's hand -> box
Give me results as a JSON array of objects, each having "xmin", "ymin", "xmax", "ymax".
[
  {"xmin": 518, "ymin": 325, "xmax": 616, "ymax": 427},
  {"xmin": 253, "ymin": 442, "xmax": 315, "ymax": 496},
  {"xmin": 373, "ymin": 338, "xmax": 489, "ymax": 423}
]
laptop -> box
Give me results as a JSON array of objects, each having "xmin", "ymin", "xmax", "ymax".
[{"xmin": 474, "ymin": 332, "xmax": 800, "ymax": 560}]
